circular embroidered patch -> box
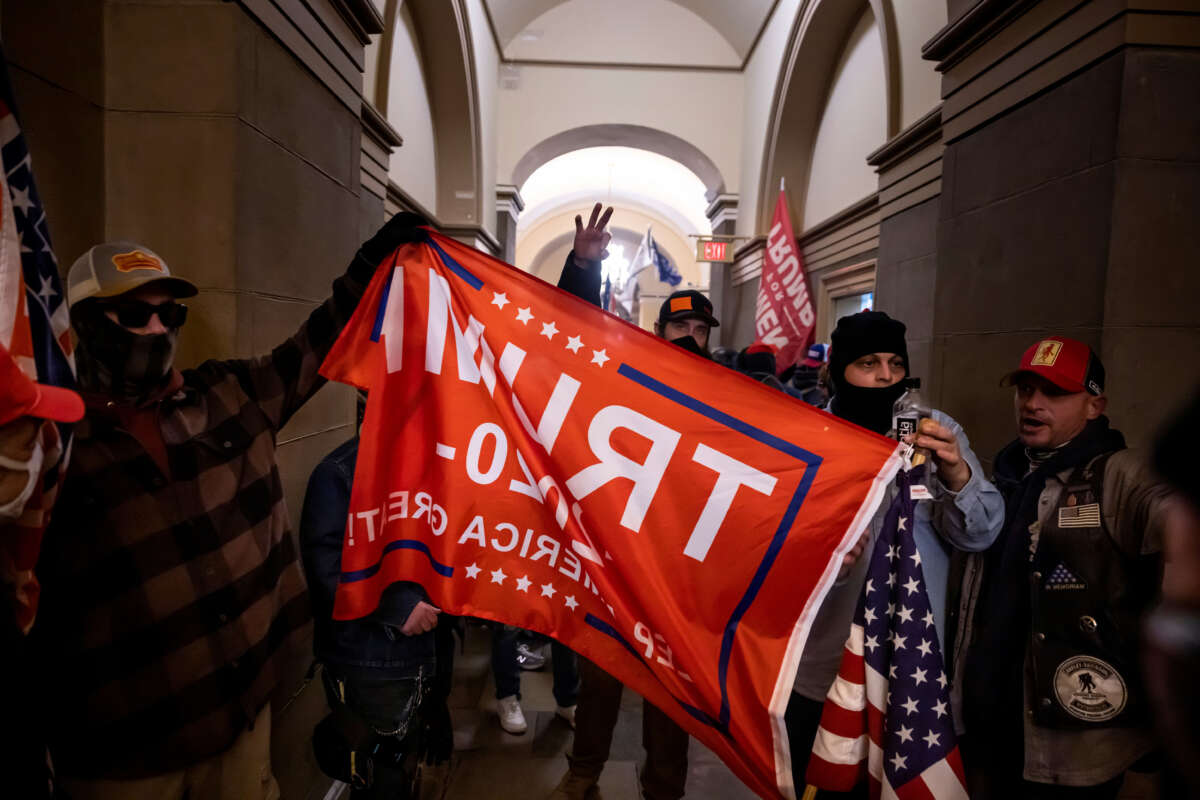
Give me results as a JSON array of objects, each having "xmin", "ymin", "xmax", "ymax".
[{"xmin": 1053, "ymin": 656, "xmax": 1127, "ymax": 722}]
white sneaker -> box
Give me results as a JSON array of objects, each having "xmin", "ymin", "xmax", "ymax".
[
  {"xmin": 555, "ymin": 704, "xmax": 577, "ymax": 729},
  {"xmin": 497, "ymin": 695, "xmax": 528, "ymax": 734}
]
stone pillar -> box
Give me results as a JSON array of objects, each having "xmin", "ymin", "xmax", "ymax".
[
  {"xmin": 705, "ymin": 193, "xmax": 738, "ymax": 348},
  {"xmin": 925, "ymin": 0, "xmax": 1200, "ymax": 459},
  {"xmin": 4, "ymin": 0, "xmax": 385, "ymax": 794},
  {"xmin": 495, "ymin": 183, "xmax": 525, "ymax": 265},
  {"xmin": 867, "ymin": 106, "xmax": 943, "ymax": 389}
]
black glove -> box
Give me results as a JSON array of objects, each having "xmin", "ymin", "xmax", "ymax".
[{"xmin": 360, "ymin": 211, "xmax": 431, "ymax": 265}]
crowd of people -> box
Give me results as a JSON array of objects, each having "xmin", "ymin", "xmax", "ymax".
[{"xmin": 1, "ymin": 201, "xmax": 1197, "ymax": 800}]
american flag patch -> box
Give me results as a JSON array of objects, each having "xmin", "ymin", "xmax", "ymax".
[{"xmin": 1058, "ymin": 502, "xmax": 1101, "ymax": 528}]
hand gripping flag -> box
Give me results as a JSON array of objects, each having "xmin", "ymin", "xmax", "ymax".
[
  {"xmin": 0, "ymin": 46, "xmax": 77, "ymax": 632},
  {"xmin": 806, "ymin": 464, "xmax": 969, "ymax": 799},
  {"xmin": 755, "ymin": 187, "xmax": 815, "ymax": 374},
  {"xmin": 320, "ymin": 231, "xmax": 903, "ymax": 798}
]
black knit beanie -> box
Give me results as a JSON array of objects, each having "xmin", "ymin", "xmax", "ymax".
[{"xmin": 829, "ymin": 311, "xmax": 908, "ymax": 390}]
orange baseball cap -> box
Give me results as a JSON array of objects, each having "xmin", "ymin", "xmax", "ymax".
[{"xmin": 0, "ymin": 342, "xmax": 85, "ymax": 426}]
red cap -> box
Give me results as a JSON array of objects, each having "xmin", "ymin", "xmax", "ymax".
[
  {"xmin": 1004, "ymin": 336, "xmax": 1105, "ymax": 395},
  {"xmin": 0, "ymin": 342, "xmax": 85, "ymax": 426}
]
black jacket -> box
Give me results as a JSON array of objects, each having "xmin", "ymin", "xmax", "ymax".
[{"xmin": 299, "ymin": 436, "xmax": 435, "ymax": 676}]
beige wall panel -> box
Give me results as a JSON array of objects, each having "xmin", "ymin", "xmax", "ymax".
[
  {"xmin": 497, "ymin": 65, "xmax": 743, "ymax": 196},
  {"xmin": 246, "ymin": 20, "xmax": 361, "ymax": 190},
  {"xmin": 468, "ymin": 0, "xmax": 500, "ymax": 240},
  {"xmin": 105, "ymin": 0, "xmax": 242, "ymax": 113},
  {"xmin": 175, "ymin": 290, "xmax": 240, "ymax": 370},
  {"xmin": 802, "ymin": 9, "xmax": 887, "ymax": 229},
  {"xmin": 736, "ymin": 0, "xmax": 803, "ymax": 236},
  {"xmin": 889, "ymin": 0, "xmax": 946, "ymax": 128},
  {"xmin": 1102, "ymin": 326, "xmax": 1200, "ymax": 451},
  {"xmin": 3, "ymin": 0, "xmax": 105, "ymax": 107},
  {"xmin": 235, "ymin": 125, "xmax": 361, "ymax": 301},
  {"xmin": 103, "ymin": 111, "xmax": 238, "ymax": 291},
  {"xmin": 272, "ymin": 677, "xmax": 329, "ymax": 800},
  {"xmin": 385, "ymin": 3, "xmax": 438, "ymax": 212},
  {"xmin": 8, "ymin": 68, "xmax": 106, "ymax": 269}
]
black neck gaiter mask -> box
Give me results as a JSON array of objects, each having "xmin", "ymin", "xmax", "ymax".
[
  {"xmin": 829, "ymin": 380, "xmax": 907, "ymax": 434},
  {"xmin": 73, "ymin": 310, "xmax": 178, "ymax": 405}
]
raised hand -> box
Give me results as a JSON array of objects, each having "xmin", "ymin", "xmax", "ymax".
[{"xmin": 573, "ymin": 203, "xmax": 613, "ymax": 264}]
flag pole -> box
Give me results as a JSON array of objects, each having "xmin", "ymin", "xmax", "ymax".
[
  {"xmin": 801, "ymin": 785, "xmax": 817, "ymax": 800},
  {"xmin": 780, "ymin": 176, "xmax": 785, "ymax": 193}
]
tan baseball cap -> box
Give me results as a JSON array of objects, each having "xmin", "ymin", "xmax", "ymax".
[{"xmin": 67, "ymin": 241, "xmax": 198, "ymax": 309}]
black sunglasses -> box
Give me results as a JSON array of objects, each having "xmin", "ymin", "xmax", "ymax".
[{"xmin": 102, "ymin": 300, "xmax": 188, "ymax": 329}]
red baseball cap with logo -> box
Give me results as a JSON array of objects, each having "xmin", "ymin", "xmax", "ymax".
[
  {"xmin": 1003, "ymin": 336, "xmax": 1105, "ymax": 396},
  {"xmin": 0, "ymin": 342, "xmax": 85, "ymax": 426}
]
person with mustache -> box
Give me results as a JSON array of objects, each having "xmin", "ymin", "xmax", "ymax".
[
  {"xmin": 29, "ymin": 215, "xmax": 428, "ymax": 800},
  {"xmin": 953, "ymin": 336, "xmax": 1174, "ymax": 798}
]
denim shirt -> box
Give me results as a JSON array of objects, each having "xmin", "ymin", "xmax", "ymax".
[
  {"xmin": 791, "ymin": 410, "xmax": 1005, "ymax": 701},
  {"xmin": 299, "ymin": 437, "xmax": 435, "ymax": 676}
]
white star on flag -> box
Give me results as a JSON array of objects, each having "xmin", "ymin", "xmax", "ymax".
[
  {"xmin": 887, "ymin": 572, "xmax": 897, "ymax": 587},
  {"xmin": 490, "ymin": 568, "xmax": 507, "ymax": 584},
  {"xmin": 540, "ymin": 321, "xmax": 559, "ymax": 340},
  {"xmin": 864, "ymin": 634, "xmax": 879, "ymax": 653},
  {"xmin": 923, "ymin": 731, "xmax": 941, "ymax": 748},
  {"xmin": 911, "ymin": 667, "xmax": 927, "ymax": 685},
  {"xmin": 464, "ymin": 563, "xmax": 481, "ymax": 579},
  {"xmin": 887, "ymin": 545, "xmax": 898, "ymax": 559},
  {"xmin": 863, "ymin": 607, "xmax": 877, "ymax": 624},
  {"xmin": 10, "ymin": 185, "xmax": 34, "ymax": 214},
  {"xmin": 897, "ymin": 516, "xmax": 908, "ymax": 531},
  {"xmin": 917, "ymin": 639, "xmax": 933, "ymax": 658},
  {"xmin": 864, "ymin": 578, "xmax": 875, "ymax": 595},
  {"xmin": 36, "ymin": 274, "xmax": 57, "ymax": 302},
  {"xmin": 515, "ymin": 575, "xmax": 532, "ymax": 592},
  {"xmin": 897, "ymin": 605, "xmax": 914, "ymax": 623},
  {"xmin": 903, "ymin": 576, "xmax": 921, "ymax": 596},
  {"xmin": 910, "ymin": 550, "xmax": 922, "ymax": 566},
  {"xmin": 901, "ymin": 697, "xmax": 920, "ymax": 715},
  {"xmin": 491, "ymin": 291, "xmax": 509, "ymax": 309},
  {"xmin": 515, "ymin": 307, "xmax": 534, "ymax": 324},
  {"xmin": 540, "ymin": 583, "xmax": 557, "ymax": 597},
  {"xmin": 937, "ymin": 672, "xmax": 948, "ymax": 689},
  {"xmin": 890, "ymin": 753, "xmax": 907, "ymax": 772},
  {"xmin": 932, "ymin": 699, "xmax": 948, "ymax": 719},
  {"xmin": 897, "ymin": 724, "xmax": 914, "ymax": 743},
  {"xmin": 564, "ymin": 595, "xmax": 579, "ymax": 611},
  {"xmin": 565, "ymin": 335, "xmax": 584, "ymax": 354},
  {"xmin": 590, "ymin": 349, "xmax": 610, "ymax": 367},
  {"xmin": 923, "ymin": 610, "xmax": 936, "ymax": 628},
  {"xmin": 892, "ymin": 633, "xmax": 907, "ymax": 651}
]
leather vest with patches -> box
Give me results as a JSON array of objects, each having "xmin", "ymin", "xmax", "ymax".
[{"xmin": 1028, "ymin": 453, "xmax": 1158, "ymax": 729}]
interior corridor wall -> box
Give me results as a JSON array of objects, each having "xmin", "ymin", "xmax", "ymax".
[
  {"xmin": 468, "ymin": 0, "xmax": 500, "ymax": 241},
  {"xmin": 801, "ymin": 8, "xmax": 885, "ymax": 229},
  {"xmin": 385, "ymin": 2, "xmax": 439, "ymax": 215},
  {"xmin": 497, "ymin": 64, "xmax": 743, "ymax": 197}
]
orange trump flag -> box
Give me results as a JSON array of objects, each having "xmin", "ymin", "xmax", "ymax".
[{"xmin": 320, "ymin": 231, "xmax": 902, "ymax": 798}]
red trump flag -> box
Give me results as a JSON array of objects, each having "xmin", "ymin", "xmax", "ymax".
[
  {"xmin": 755, "ymin": 188, "xmax": 816, "ymax": 374},
  {"xmin": 320, "ymin": 231, "xmax": 902, "ymax": 798}
]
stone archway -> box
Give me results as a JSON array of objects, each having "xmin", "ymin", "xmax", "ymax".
[
  {"xmin": 511, "ymin": 124, "xmax": 727, "ymax": 203},
  {"xmin": 758, "ymin": 0, "xmax": 899, "ymax": 232}
]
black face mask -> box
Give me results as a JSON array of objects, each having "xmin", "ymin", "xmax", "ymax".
[
  {"xmin": 829, "ymin": 380, "xmax": 907, "ymax": 435},
  {"xmin": 73, "ymin": 309, "xmax": 178, "ymax": 405},
  {"xmin": 669, "ymin": 334, "xmax": 708, "ymax": 358}
]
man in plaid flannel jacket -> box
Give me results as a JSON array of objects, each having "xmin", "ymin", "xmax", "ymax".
[{"xmin": 28, "ymin": 214, "xmax": 427, "ymax": 800}]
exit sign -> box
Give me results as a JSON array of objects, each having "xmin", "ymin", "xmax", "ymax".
[{"xmin": 696, "ymin": 238, "xmax": 734, "ymax": 263}]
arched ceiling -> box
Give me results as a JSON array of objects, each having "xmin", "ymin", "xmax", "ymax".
[{"xmin": 484, "ymin": 0, "xmax": 777, "ymax": 66}]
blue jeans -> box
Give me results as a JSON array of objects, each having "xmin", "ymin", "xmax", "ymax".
[{"xmin": 492, "ymin": 626, "xmax": 579, "ymax": 707}]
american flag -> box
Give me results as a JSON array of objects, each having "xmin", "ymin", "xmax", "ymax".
[
  {"xmin": 805, "ymin": 463, "xmax": 969, "ymax": 799},
  {"xmin": 0, "ymin": 47, "xmax": 76, "ymax": 631}
]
